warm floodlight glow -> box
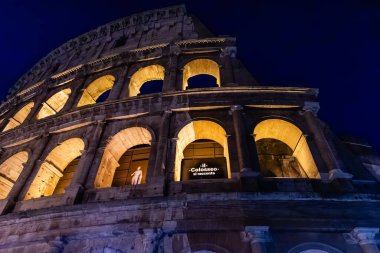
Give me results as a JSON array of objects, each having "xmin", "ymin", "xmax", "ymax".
[
  {"xmin": 2, "ymin": 102, "xmax": 34, "ymax": 132},
  {"xmin": 94, "ymin": 127, "xmax": 152, "ymax": 188},
  {"xmin": 182, "ymin": 59, "xmax": 220, "ymax": 90},
  {"xmin": 37, "ymin": 88, "xmax": 71, "ymax": 119},
  {"xmin": 0, "ymin": 152, "xmax": 28, "ymax": 199},
  {"xmin": 254, "ymin": 119, "xmax": 320, "ymax": 178},
  {"xmin": 24, "ymin": 138, "xmax": 85, "ymax": 200},
  {"xmin": 77, "ymin": 75, "xmax": 115, "ymax": 107},
  {"xmin": 174, "ymin": 120, "xmax": 230, "ymax": 181},
  {"xmin": 128, "ymin": 65, "xmax": 165, "ymax": 97}
]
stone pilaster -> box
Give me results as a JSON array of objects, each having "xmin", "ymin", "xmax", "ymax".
[
  {"xmin": 220, "ymin": 46, "xmax": 237, "ymax": 86},
  {"xmin": 62, "ymin": 78, "xmax": 86, "ymax": 111},
  {"xmin": 107, "ymin": 66, "xmax": 129, "ymax": 100},
  {"xmin": 302, "ymin": 102, "xmax": 352, "ymax": 181},
  {"xmin": 230, "ymin": 105, "xmax": 258, "ymax": 176},
  {"xmin": 66, "ymin": 120, "xmax": 106, "ymax": 202},
  {"xmin": 153, "ymin": 111, "xmax": 172, "ymax": 177},
  {"xmin": 344, "ymin": 227, "xmax": 380, "ymax": 253},
  {"xmin": 164, "ymin": 45, "xmax": 181, "ymax": 92},
  {"xmin": 242, "ymin": 226, "xmax": 271, "ymax": 253}
]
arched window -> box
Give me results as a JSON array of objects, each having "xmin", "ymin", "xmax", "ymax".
[
  {"xmin": 0, "ymin": 152, "xmax": 28, "ymax": 199},
  {"xmin": 174, "ymin": 120, "xmax": 230, "ymax": 182},
  {"xmin": 94, "ymin": 127, "xmax": 152, "ymax": 188},
  {"xmin": 128, "ymin": 65, "xmax": 164, "ymax": 97},
  {"xmin": 77, "ymin": 75, "xmax": 115, "ymax": 107},
  {"xmin": 2, "ymin": 102, "xmax": 34, "ymax": 132},
  {"xmin": 24, "ymin": 138, "xmax": 84, "ymax": 200},
  {"xmin": 254, "ymin": 119, "xmax": 320, "ymax": 179},
  {"xmin": 182, "ymin": 59, "xmax": 220, "ymax": 90},
  {"xmin": 36, "ymin": 88, "xmax": 71, "ymax": 119}
]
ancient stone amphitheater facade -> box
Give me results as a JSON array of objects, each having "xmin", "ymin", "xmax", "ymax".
[{"xmin": 0, "ymin": 5, "xmax": 379, "ymax": 253}]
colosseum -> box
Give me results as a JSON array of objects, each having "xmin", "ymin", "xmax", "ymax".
[{"xmin": 0, "ymin": 5, "xmax": 379, "ymax": 253}]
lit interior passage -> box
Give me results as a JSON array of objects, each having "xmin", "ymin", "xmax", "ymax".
[
  {"xmin": 128, "ymin": 65, "xmax": 164, "ymax": 97},
  {"xmin": 174, "ymin": 120, "xmax": 230, "ymax": 181},
  {"xmin": 254, "ymin": 119, "xmax": 320, "ymax": 178},
  {"xmin": 24, "ymin": 138, "xmax": 84, "ymax": 200},
  {"xmin": 94, "ymin": 127, "xmax": 152, "ymax": 188},
  {"xmin": 181, "ymin": 140, "xmax": 227, "ymax": 181},
  {"xmin": 0, "ymin": 152, "xmax": 28, "ymax": 199},
  {"xmin": 112, "ymin": 144, "xmax": 150, "ymax": 187},
  {"xmin": 37, "ymin": 88, "xmax": 71, "ymax": 119},
  {"xmin": 2, "ymin": 102, "xmax": 34, "ymax": 132},
  {"xmin": 77, "ymin": 75, "xmax": 115, "ymax": 107},
  {"xmin": 182, "ymin": 59, "xmax": 220, "ymax": 90}
]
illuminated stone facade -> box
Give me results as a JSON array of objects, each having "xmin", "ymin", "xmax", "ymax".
[{"xmin": 0, "ymin": 5, "xmax": 379, "ymax": 253}]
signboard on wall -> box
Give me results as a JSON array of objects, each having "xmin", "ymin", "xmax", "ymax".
[{"xmin": 181, "ymin": 158, "xmax": 227, "ymax": 181}]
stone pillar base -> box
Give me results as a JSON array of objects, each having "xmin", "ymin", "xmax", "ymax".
[
  {"xmin": 0, "ymin": 197, "xmax": 15, "ymax": 215},
  {"xmin": 240, "ymin": 170, "xmax": 260, "ymax": 192}
]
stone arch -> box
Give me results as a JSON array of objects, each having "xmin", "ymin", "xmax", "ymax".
[
  {"xmin": 254, "ymin": 118, "xmax": 320, "ymax": 178},
  {"xmin": 2, "ymin": 102, "xmax": 34, "ymax": 132},
  {"xmin": 128, "ymin": 65, "xmax": 165, "ymax": 97},
  {"xmin": 37, "ymin": 88, "xmax": 71, "ymax": 119},
  {"xmin": 182, "ymin": 59, "xmax": 220, "ymax": 90},
  {"xmin": 174, "ymin": 120, "xmax": 231, "ymax": 181},
  {"xmin": 288, "ymin": 242, "xmax": 343, "ymax": 253},
  {"xmin": 24, "ymin": 138, "xmax": 85, "ymax": 200},
  {"xmin": 94, "ymin": 127, "xmax": 152, "ymax": 188},
  {"xmin": 0, "ymin": 152, "xmax": 28, "ymax": 199},
  {"xmin": 77, "ymin": 75, "xmax": 116, "ymax": 107}
]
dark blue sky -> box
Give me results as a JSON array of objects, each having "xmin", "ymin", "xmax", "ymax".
[{"xmin": 0, "ymin": 0, "xmax": 379, "ymax": 152}]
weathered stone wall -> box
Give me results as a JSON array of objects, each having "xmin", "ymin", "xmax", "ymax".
[{"xmin": 0, "ymin": 5, "xmax": 379, "ymax": 253}]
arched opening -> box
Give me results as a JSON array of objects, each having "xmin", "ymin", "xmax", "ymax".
[
  {"xmin": 36, "ymin": 88, "xmax": 71, "ymax": 119},
  {"xmin": 94, "ymin": 127, "xmax": 152, "ymax": 188},
  {"xmin": 187, "ymin": 74, "xmax": 218, "ymax": 89},
  {"xmin": 128, "ymin": 65, "xmax": 165, "ymax": 97},
  {"xmin": 24, "ymin": 138, "xmax": 84, "ymax": 200},
  {"xmin": 112, "ymin": 144, "xmax": 150, "ymax": 187},
  {"xmin": 0, "ymin": 152, "xmax": 28, "ymax": 199},
  {"xmin": 254, "ymin": 119, "xmax": 320, "ymax": 179},
  {"xmin": 182, "ymin": 59, "xmax": 220, "ymax": 90},
  {"xmin": 77, "ymin": 75, "xmax": 115, "ymax": 107},
  {"xmin": 175, "ymin": 120, "xmax": 230, "ymax": 182},
  {"xmin": 181, "ymin": 140, "xmax": 227, "ymax": 181},
  {"xmin": 2, "ymin": 102, "xmax": 34, "ymax": 132},
  {"xmin": 139, "ymin": 80, "xmax": 164, "ymax": 95}
]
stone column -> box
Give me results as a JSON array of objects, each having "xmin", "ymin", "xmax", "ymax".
[
  {"xmin": 302, "ymin": 102, "xmax": 352, "ymax": 181},
  {"xmin": 163, "ymin": 45, "xmax": 181, "ymax": 92},
  {"xmin": 154, "ymin": 111, "xmax": 172, "ymax": 177},
  {"xmin": 230, "ymin": 105, "xmax": 258, "ymax": 175},
  {"xmin": 242, "ymin": 226, "xmax": 271, "ymax": 253},
  {"xmin": 345, "ymin": 227, "xmax": 380, "ymax": 253},
  {"xmin": 220, "ymin": 46, "xmax": 237, "ymax": 86},
  {"xmin": 61, "ymin": 78, "xmax": 86, "ymax": 111},
  {"xmin": 107, "ymin": 66, "xmax": 129, "ymax": 100},
  {"xmin": 65, "ymin": 120, "xmax": 106, "ymax": 202}
]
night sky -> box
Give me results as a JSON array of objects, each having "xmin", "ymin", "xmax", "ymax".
[{"xmin": 0, "ymin": 0, "xmax": 379, "ymax": 152}]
